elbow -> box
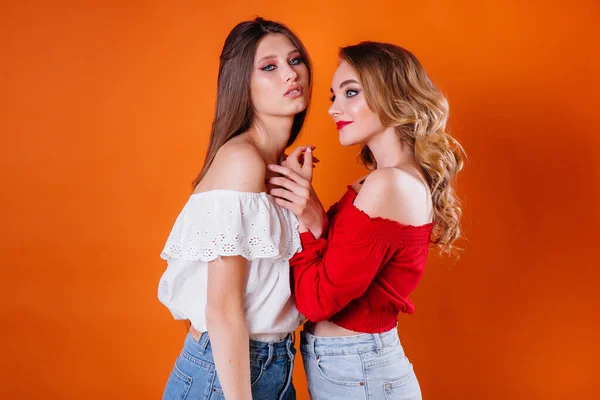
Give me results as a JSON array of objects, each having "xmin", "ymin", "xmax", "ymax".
[
  {"xmin": 205, "ymin": 302, "xmax": 246, "ymax": 328},
  {"xmin": 204, "ymin": 304, "xmax": 221, "ymax": 326}
]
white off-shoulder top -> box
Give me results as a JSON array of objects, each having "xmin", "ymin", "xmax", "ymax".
[{"xmin": 158, "ymin": 190, "xmax": 305, "ymax": 341}]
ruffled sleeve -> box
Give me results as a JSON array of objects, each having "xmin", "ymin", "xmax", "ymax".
[{"xmin": 160, "ymin": 190, "xmax": 301, "ymax": 263}]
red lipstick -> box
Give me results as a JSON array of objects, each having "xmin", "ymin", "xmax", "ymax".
[{"xmin": 336, "ymin": 120, "xmax": 353, "ymax": 130}]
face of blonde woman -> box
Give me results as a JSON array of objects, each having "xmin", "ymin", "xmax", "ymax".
[
  {"xmin": 328, "ymin": 60, "xmax": 385, "ymax": 146},
  {"xmin": 250, "ymin": 33, "xmax": 309, "ymax": 119}
]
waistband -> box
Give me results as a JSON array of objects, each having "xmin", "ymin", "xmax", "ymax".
[
  {"xmin": 190, "ymin": 325, "xmax": 289, "ymax": 343},
  {"xmin": 189, "ymin": 326, "xmax": 295, "ymax": 360},
  {"xmin": 300, "ymin": 326, "xmax": 401, "ymax": 356}
]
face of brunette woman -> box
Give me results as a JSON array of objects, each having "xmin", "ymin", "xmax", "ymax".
[{"xmin": 250, "ymin": 33, "xmax": 309, "ymax": 118}]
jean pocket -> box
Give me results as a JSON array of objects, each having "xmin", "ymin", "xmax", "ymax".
[
  {"xmin": 252, "ymin": 357, "xmax": 292, "ymax": 399},
  {"xmin": 250, "ymin": 358, "xmax": 265, "ymax": 387},
  {"xmin": 314, "ymin": 355, "xmax": 365, "ymax": 387},
  {"xmin": 383, "ymin": 363, "xmax": 421, "ymax": 400},
  {"xmin": 162, "ymin": 357, "xmax": 193, "ymax": 400}
]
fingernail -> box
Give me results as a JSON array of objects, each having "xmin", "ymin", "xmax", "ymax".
[{"xmin": 306, "ymin": 148, "xmax": 312, "ymax": 152}]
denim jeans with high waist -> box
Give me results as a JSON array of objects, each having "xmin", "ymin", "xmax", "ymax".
[
  {"xmin": 300, "ymin": 326, "xmax": 421, "ymax": 400},
  {"xmin": 163, "ymin": 332, "xmax": 296, "ymax": 400}
]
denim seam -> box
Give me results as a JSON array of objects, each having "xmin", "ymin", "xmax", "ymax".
[
  {"xmin": 383, "ymin": 363, "xmax": 416, "ymax": 390},
  {"xmin": 173, "ymin": 360, "xmax": 193, "ymax": 384},
  {"xmin": 181, "ymin": 349, "xmax": 215, "ymax": 371},
  {"xmin": 359, "ymin": 351, "xmax": 370, "ymax": 398},
  {"xmin": 363, "ymin": 353, "xmax": 406, "ymax": 369},
  {"xmin": 171, "ymin": 360, "xmax": 192, "ymax": 399},
  {"xmin": 315, "ymin": 356, "xmax": 365, "ymax": 387},
  {"xmin": 250, "ymin": 363, "xmax": 265, "ymax": 387},
  {"xmin": 277, "ymin": 342, "xmax": 295, "ymax": 400},
  {"xmin": 208, "ymin": 366, "xmax": 223, "ymax": 396},
  {"xmin": 305, "ymin": 347, "xmax": 377, "ymax": 357}
]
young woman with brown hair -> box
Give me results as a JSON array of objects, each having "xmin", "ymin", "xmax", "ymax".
[{"xmin": 158, "ymin": 17, "xmax": 312, "ymax": 400}]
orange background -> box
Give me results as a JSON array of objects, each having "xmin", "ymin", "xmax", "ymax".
[{"xmin": 2, "ymin": 1, "xmax": 599, "ymax": 399}]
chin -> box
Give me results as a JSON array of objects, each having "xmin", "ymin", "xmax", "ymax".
[
  {"xmin": 338, "ymin": 133, "xmax": 356, "ymax": 147},
  {"xmin": 340, "ymin": 128, "xmax": 372, "ymax": 147},
  {"xmin": 287, "ymin": 102, "xmax": 308, "ymax": 115}
]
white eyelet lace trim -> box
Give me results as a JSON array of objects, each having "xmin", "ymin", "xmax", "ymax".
[{"xmin": 160, "ymin": 191, "xmax": 301, "ymax": 262}]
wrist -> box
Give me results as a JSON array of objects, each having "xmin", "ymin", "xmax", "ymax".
[{"xmin": 298, "ymin": 223, "xmax": 310, "ymax": 233}]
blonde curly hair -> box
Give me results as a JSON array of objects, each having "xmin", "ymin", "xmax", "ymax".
[{"xmin": 340, "ymin": 42, "xmax": 465, "ymax": 254}]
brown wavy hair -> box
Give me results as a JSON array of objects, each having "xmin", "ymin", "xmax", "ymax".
[
  {"xmin": 192, "ymin": 17, "xmax": 312, "ymax": 188},
  {"xmin": 340, "ymin": 42, "xmax": 465, "ymax": 254}
]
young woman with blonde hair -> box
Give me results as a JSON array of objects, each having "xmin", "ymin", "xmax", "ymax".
[{"xmin": 269, "ymin": 41, "xmax": 465, "ymax": 399}]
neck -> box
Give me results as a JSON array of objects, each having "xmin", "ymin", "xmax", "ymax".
[
  {"xmin": 367, "ymin": 127, "xmax": 416, "ymax": 168},
  {"xmin": 247, "ymin": 114, "xmax": 294, "ymax": 164}
]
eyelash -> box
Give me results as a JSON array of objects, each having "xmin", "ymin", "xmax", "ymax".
[
  {"xmin": 330, "ymin": 89, "xmax": 359, "ymax": 102},
  {"xmin": 260, "ymin": 57, "xmax": 303, "ymax": 72}
]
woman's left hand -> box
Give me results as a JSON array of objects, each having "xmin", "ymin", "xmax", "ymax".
[{"xmin": 268, "ymin": 146, "xmax": 328, "ymax": 238}]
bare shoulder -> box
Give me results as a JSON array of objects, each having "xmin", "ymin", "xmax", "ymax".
[
  {"xmin": 354, "ymin": 167, "xmax": 432, "ymax": 225},
  {"xmin": 350, "ymin": 173, "xmax": 370, "ymax": 193},
  {"xmin": 196, "ymin": 140, "xmax": 267, "ymax": 193}
]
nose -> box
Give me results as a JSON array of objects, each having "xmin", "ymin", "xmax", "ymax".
[
  {"xmin": 328, "ymin": 96, "xmax": 341, "ymax": 117},
  {"xmin": 284, "ymin": 64, "xmax": 298, "ymax": 82}
]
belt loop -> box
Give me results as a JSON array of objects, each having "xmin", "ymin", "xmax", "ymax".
[
  {"xmin": 198, "ymin": 331, "xmax": 210, "ymax": 354},
  {"xmin": 286, "ymin": 334, "xmax": 294, "ymax": 359},
  {"xmin": 264, "ymin": 342, "xmax": 275, "ymax": 369},
  {"xmin": 288, "ymin": 334, "xmax": 294, "ymax": 351},
  {"xmin": 374, "ymin": 333, "xmax": 383, "ymax": 354},
  {"xmin": 189, "ymin": 325, "xmax": 210, "ymax": 354}
]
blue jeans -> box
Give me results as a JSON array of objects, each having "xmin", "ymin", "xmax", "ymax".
[
  {"xmin": 163, "ymin": 332, "xmax": 296, "ymax": 400},
  {"xmin": 300, "ymin": 327, "xmax": 421, "ymax": 400}
]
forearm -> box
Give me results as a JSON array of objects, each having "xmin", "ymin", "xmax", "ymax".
[
  {"xmin": 291, "ymin": 231, "xmax": 385, "ymax": 321},
  {"xmin": 206, "ymin": 309, "xmax": 252, "ymax": 400},
  {"xmin": 307, "ymin": 209, "xmax": 328, "ymax": 239}
]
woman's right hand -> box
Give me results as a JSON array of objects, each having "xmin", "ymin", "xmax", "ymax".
[
  {"xmin": 268, "ymin": 146, "xmax": 328, "ymax": 239},
  {"xmin": 279, "ymin": 145, "xmax": 318, "ymax": 181}
]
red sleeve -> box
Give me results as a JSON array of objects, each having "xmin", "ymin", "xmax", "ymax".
[
  {"xmin": 326, "ymin": 202, "xmax": 339, "ymax": 221},
  {"xmin": 318, "ymin": 202, "xmax": 339, "ymax": 240},
  {"xmin": 290, "ymin": 211, "xmax": 395, "ymax": 322}
]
